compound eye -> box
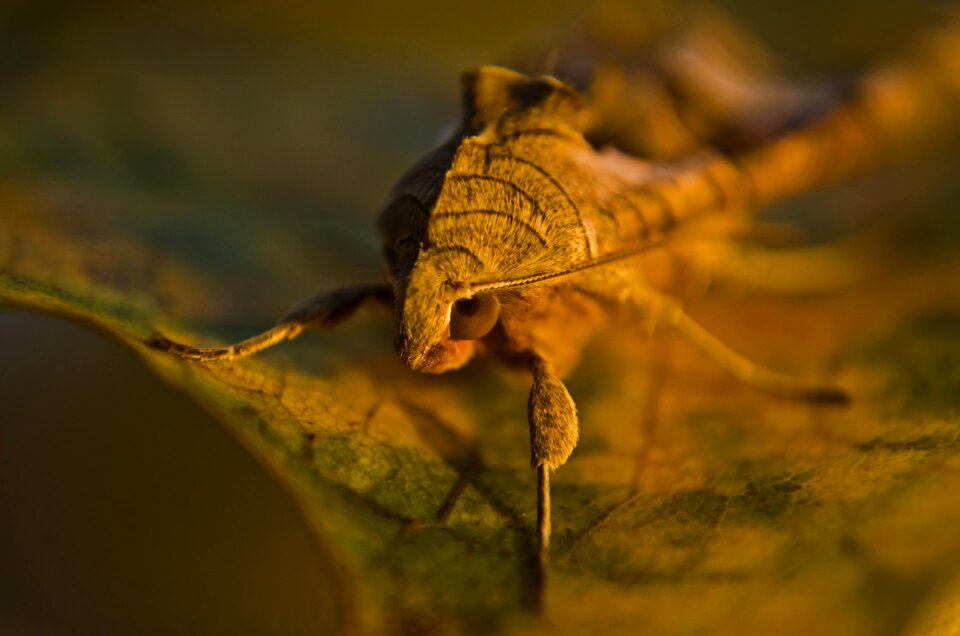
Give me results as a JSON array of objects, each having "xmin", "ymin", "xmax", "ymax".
[{"xmin": 449, "ymin": 294, "xmax": 500, "ymax": 340}]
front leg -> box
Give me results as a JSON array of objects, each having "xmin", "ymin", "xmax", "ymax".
[
  {"xmin": 527, "ymin": 354, "xmax": 580, "ymax": 609},
  {"xmin": 147, "ymin": 283, "xmax": 392, "ymax": 361}
]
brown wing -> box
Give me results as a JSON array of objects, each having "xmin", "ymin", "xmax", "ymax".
[{"xmin": 514, "ymin": 8, "xmax": 853, "ymax": 160}]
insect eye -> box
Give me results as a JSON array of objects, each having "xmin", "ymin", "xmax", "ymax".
[{"xmin": 449, "ymin": 294, "xmax": 500, "ymax": 340}]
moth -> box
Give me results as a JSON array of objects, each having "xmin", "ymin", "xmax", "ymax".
[{"xmin": 149, "ymin": 14, "xmax": 959, "ymax": 603}]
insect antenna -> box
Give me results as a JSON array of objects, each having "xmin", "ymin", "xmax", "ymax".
[{"xmin": 470, "ymin": 238, "xmax": 669, "ymax": 293}]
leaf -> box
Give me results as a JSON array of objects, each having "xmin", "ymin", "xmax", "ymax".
[
  {"xmin": 4, "ymin": 153, "xmax": 960, "ymax": 636},
  {"xmin": 3, "ymin": 5, "xmax": 960, "ymax": 633}
]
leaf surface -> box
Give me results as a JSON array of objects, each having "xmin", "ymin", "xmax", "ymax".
[
  {"xmin": 2, "ymin": 4, "xmax": 960, "ymax": 633},
  {"xmin": 4, "ymin": 172, "xmax": 960, "ymax": 635}
]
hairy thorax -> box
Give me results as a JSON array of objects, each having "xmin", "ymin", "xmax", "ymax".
[{"xmin": 377, "ymin": 67, "xmax": 740, "ymax": 376}]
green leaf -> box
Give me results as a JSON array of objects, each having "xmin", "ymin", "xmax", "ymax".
[
  {"xmin": 2, "ymin": 3, "xmax": 960, "ymax": 632},
  {"xmin": 4, "ymin": 169, "xmax": 960, "ymax": 635}
]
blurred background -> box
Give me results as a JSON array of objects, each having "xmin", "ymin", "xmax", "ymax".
[{"xmin": 0, "ymin": 0, "xmax": 957, "ymax": 633}]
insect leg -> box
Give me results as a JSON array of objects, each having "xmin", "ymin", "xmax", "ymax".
[
  {"xmin": 147, "ymin": 283, "xmax": 392, "ymax": 361},
  {"xmin": 654, "ymin": 299, "xmax": 850, "ymax": 403},
  {"xmin": 528, "ymin": 354, "xmax": 580, "ymax": 607},
  {"xmin": 536, "ymin": 463, "xmax": 550, "ymax": 606},
  {"xmin": 685, "ymin": 240, "xmax": 876, "ymax": 295}
]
